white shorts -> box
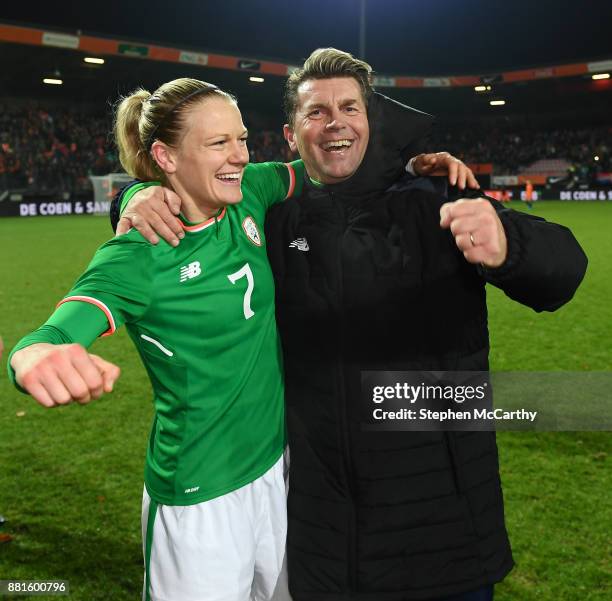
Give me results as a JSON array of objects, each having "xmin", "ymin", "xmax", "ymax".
[{"xmin": 142, "ymin": 455, "xmax": 287, "ymax": 601}]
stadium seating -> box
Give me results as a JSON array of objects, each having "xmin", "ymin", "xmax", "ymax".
[{"xmin": 0, "ymin": 99, "xmax": 609, "ymax": 195}]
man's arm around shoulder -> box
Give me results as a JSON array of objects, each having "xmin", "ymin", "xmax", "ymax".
[{"xmin": 109, "ymin": 180, "xmax": 183, "ymax": 246}]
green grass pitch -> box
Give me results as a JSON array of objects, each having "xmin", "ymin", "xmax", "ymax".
[{"xmin": 0, "ymin": 202, "xmax": 610, "ymax": 600}]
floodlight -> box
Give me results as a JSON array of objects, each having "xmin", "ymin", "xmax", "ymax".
[{"xmin": 84, "ymin": 57, "xmax": 105, "ymax": 65}]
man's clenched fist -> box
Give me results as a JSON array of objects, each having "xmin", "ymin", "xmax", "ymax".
[{"xmin": 440, "ymin": 198, "xmax": 507, "ymax": 268}]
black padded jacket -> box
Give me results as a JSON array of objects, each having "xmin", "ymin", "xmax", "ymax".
[{"xmin": 262, "ymin": 94, "xmax": 588, "ymax": 600}]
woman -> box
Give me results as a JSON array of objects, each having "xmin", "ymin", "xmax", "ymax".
[{"xmin": 9, "ymin": 78, "xmax": 302, "ymax": 601}]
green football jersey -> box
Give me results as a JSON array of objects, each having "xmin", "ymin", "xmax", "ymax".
[{"xmin": 10, "ymin": 161, "xmax": 302, "ymax": 506}]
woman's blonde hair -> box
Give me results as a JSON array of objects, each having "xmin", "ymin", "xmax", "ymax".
[{"xmin": 114, "ymin": 78, "xmax": 234, "ymax": 180}]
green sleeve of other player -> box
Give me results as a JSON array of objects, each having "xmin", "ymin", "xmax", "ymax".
[
  {"xmin": 242, "ymin": 160, "xmax": 304, "ymax": 212},
  {"xmin": 119, "ymin": 180, "xmax": 161, "ymax": 215}
]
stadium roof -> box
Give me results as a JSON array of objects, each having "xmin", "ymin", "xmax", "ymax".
[
  {"xmin": 1, "ymin": 1, "xmax": 610, "ymax": 127},
  {"xmin": 2, "ymin": 0, "xmax": 611, "ymax": 75}
]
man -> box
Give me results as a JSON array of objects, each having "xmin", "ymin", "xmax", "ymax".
[{"xmin": 114, "ymin": 49, "xmax": 587, "ymax": 600}]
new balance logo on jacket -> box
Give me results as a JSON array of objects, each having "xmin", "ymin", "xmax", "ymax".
[{"xmin": 288, "ymin": 238, "xmax": 309, "ymax": 251}]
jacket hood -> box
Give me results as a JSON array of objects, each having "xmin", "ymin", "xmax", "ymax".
[{"xmin": 305, "ymin": 92, "xmax": 434, "ymax": 198}]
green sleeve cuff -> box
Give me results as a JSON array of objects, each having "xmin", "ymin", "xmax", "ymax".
[{"xmin": 119, "ymin": 181, "xmax": 162, "ymax": 216}]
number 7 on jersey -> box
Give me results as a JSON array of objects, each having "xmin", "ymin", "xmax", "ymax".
[{"xmin": 227, "ymin": 263, "xmax": 255, "ymax": 320}]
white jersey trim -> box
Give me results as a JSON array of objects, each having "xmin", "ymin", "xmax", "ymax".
[{"xmin": 140, "ymin": 335, "xmax": 174, "ymax": 357}]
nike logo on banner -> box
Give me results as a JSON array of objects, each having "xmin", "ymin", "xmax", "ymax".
[{"xmin": 289, "ymin": 238, "xmax": 309, "ymax": 251}]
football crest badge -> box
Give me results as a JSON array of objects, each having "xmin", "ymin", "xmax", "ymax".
[{"xmin": 242, "ymin": 216, "xmax": 262, "ymax": 246}]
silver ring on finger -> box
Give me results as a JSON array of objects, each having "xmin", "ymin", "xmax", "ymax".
[{"xmin": 469, "ymin": 233, "xmax": 476, "ymax": 246}]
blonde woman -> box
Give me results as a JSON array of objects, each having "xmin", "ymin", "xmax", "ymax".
[{"xmin": 9, "ymin": 78, "xmax": 302, "ymax": 601}]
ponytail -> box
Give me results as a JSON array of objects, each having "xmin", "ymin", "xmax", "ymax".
[{"xmin": 114, "ymin": 88, "xmax": 161, "ymax": 181}]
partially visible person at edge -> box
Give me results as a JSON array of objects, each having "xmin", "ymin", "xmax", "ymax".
[
  {"xmin": 524, "ymin": 179, "xmax": 534, "ymax": 209},
  {"xmin": 114, "ymin": 49, "xmax": 588, "ymax": 601},
  {"xmin": 8, "ymin": 77, "xmax": 311, "ymax": 601}
]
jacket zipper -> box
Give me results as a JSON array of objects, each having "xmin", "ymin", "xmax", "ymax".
[{"xmin": 331, "ymin": 191, "xmax": 358, "ymax": 593}]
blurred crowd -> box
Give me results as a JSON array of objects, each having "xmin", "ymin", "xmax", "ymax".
[
  {"xmin": 0, "ymin": 103, "xmax": 117, "ymax": 194},
  {"xmin": 0, "ymin": 102, "xmax": 610, "ymax": 195},
  {"xmin": 430, "ymin": 124, "xmax": 611, "ymax": 174},
  {"xmin": 248, "ymin": 130, "xmax": 294, "ymax": 163}
]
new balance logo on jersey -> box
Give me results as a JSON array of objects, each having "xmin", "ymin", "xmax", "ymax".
[
  {"xmin": 180, "ymin": 261, "xmax": 202, "ymax": 282},
  {"xmin": 289, "ymin": 237, "xmax": 310, "ymax": 251}
]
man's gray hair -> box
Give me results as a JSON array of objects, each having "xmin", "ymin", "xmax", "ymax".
[{"xmin": 283, "ymin": 48, "xmax": 374, "ymax": 126}]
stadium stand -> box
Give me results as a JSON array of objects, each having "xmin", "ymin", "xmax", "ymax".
[
  {"xmin": 0, "ymin": 99, "xmax": 609, "ymax": 196},
  {"xmin": 0, "ymin": 100, "xmax": 295, "ymax": 196},
  {"xmin": 0, "ymin": 100, "xmax": 116, "ymax": 196},
  {"xmin": 521, "ymin": 159, "xmax": 571, "ymax": 177},
  {"xmin": 429, "ymin": 122, "xmax": 611, "ymax": 175}
]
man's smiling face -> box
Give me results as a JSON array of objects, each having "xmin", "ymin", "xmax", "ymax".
[{"xmin": 283, "ymin": 77, "xmax": 370, "ymax": 184}]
